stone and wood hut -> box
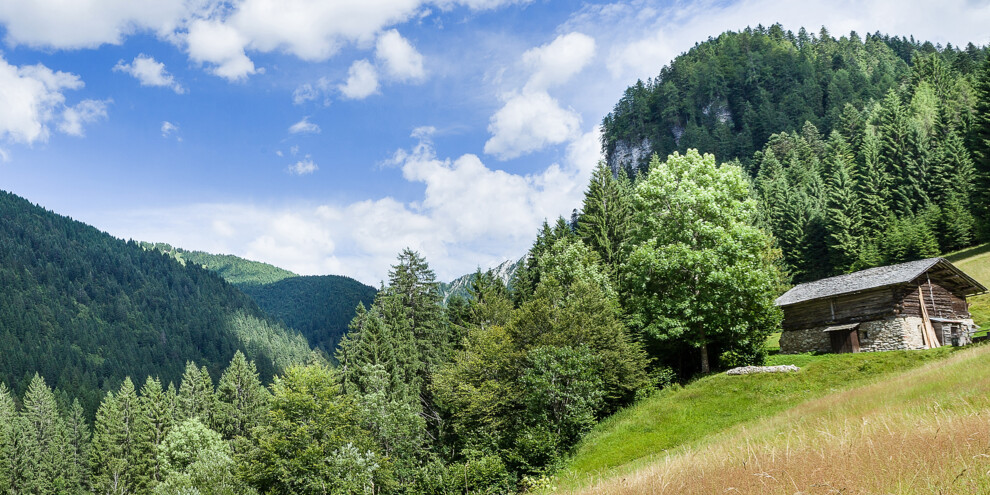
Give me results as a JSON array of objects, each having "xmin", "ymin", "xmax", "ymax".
[{"xmin": 777, "ymin": 258, "xmax": 986, "ymax": 354}]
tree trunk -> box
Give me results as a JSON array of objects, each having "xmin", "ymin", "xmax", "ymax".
[{"xmin": 700, "ymin": 343, "xmax": 710, "ymax": 374}]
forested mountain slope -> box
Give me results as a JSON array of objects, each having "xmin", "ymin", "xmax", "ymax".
[
  {"xmin": 145, "ymin": 243, "xmax": 377, "ymax": 354},
  {"xmin": 0, "ymin": 191, "xmax": 311, "ymax": 414},
  {"xmin": 603, "ymin": 25, "xmax": 986, "ymax": 173},
  {"xmin": 602, "ymin": 25, "xmax": 990, "ymax": 283}
]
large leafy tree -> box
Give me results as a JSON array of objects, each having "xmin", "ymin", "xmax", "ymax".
[{"xmin": 622, "ymin": 150, "xmax": 784, "ymax": 374}]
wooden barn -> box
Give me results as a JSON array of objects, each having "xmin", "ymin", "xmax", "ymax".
[{"xmin": 776, "ymin": 258, "xmax": 986, "ymax": 354}]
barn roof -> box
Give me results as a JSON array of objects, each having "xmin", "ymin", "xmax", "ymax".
[{"xmin": 776, "ymin": 258, "xmax": 986, "ymax": 307}]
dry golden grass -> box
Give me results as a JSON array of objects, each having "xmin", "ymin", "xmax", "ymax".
[{"xmin": 564, "ymin": 345, "xmax": 990, "ymax": 495}]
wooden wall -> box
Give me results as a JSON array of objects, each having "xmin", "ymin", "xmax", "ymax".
[{"xmin": 782, "ymin": 278, "xmax": 971, "ymax": 331}]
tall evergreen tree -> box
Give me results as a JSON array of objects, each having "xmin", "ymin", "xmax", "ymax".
[
  {"xmin": 64, "ymin": 399, "xmax": 90, "ymax": 494},
  {"xmin": 875, "ymin": 89, "xmax": 926, "ymax": 214},
  {"xmin": 90, "ymin": 378, "xmax": 152, "ymax": 494},
  {"xmin": 0, "ymin": 384, "xmax": 22, "ymax": 493},
  {"xmin": 856, "ymin": 127, "xmax": 891, "ymax": 240},
  {"xmin": 215, "ymin": 351, "xmax": 269, "ymax": 444},
  {"xmin": 577, "ymin": 161, "xmax": 633, "ymax": 286},
  {"xmin": 972, "ymin": 54, "xmax": 990, "ymax": 232},
  {"xmin": 19, "ymin": 374, "xmax": 71, "ymax": 494},
  {"xmin": 178, "ymin": 362, "xmax": 217, "ymax": 427},
  {"xmin": 139, "ymin": 376, "xmax": 172, "ymax": 485},
  {"xmin": 823, "ymin": 132, "xmax": 863, "ymax": 273}
]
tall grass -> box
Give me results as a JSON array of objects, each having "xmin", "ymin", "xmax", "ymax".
[
  {"xmin": 562, "ymin": 343, "xmax": 990, "ymax": 494},
  {"xmin": 557, "ymin": 347, "xmax": 960, "ymax": 488}
]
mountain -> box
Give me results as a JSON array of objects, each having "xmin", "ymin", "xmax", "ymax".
[
  {"xmin": 439, "ymin": 257, "xmax": 522, "ymax": 304},
  {"xmin": 145, "ymin": 243, "xmax": 377, "ymax": 355},
  {"xmin": 601, "ymin": 25, "xmax": 987, "ymax": 174},
  {"xmin": 0, "ymin": 190, "xmax": 311, "ymax": 414}
]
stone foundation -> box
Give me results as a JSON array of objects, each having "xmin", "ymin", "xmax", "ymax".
[{"xmin": 780, "ymin": 317, "xmax": 928, "ymax": 354}]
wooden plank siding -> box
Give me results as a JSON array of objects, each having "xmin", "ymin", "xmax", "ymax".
[{"xmin": 781, "ymin": 280, "xmax": 971, "ymax": 332}]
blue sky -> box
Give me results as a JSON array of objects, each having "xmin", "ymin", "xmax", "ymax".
[{"xmin": 1, "ymin": 0, "xmax": 988, "ymax": 284}]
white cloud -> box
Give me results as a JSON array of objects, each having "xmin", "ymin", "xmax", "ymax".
[
  {"xmin": 288, "ymin": 116, "xmax": 321, "ymax": 134},
  {"xmin": 59, "ymin": 99, "xmax": 110, "ymax": 137},
  {"xmin": 95, "ymin": 128, "xmax": 600, "ymax": 284},
  {"xmin": 376, "ymin": 29, "xmax": 426, "ymax": 82},
  {"xmin": 288, "ymin": 156, "xmax": 318, "ymax": 175},
  {"xmin": 113, "ymin": 54, "xmax": 185, "ymax": 93},
  {"xmin": 293, "ymin": 77, "xmax": 333, "ymax": 105},
  {"xmin": 161, "ymin": 121, "xmax": 179, "ymax": 138},
  {"xmin": 0, "ymin": 0, "xmax": 189, "ymax": 49},
  {"xmin": 484, "ymin": 90, "xmax": 582, "ymax": 160},
  {"xmin": 0, "ymin": 56, "xmax": 105, "ymax": 146},
  {"xmin": 339, "ymin": 59, "xmax": 380, "ymax": 99},
  {"xmin": 185, "ymin": 19, "xmax": 258, "ymax": 81},
  {"xmin": 522, "ymin": 32, "xmax": 596, "ymax": 92}
]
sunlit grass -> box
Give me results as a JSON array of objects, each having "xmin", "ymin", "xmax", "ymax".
[{"xmin": 562, "ymin": 343, "xmax": 990, "ymax": 494}]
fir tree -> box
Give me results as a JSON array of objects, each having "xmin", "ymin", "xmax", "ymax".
[
  {"xmin": 856, "ymin": 127, "xmax": 891, "ymax": 240},
  {"xmin": 823, "ymin": 131, "xmax": 863, "ymax": 273},
  {"xmin": 90, "ymin": 378, "xmax": 152, "ymax": 494},
  {"xmin": 0, "ymin": 384, "xmax": 23, "ymax": 493},
  {"xmin": 876, "ymin": 89, "xmax": 926, "ymax": 214},
  {"xmin": 177, "ymin": 362, "xmax": 217, "ymax": 427},
  {"xmin": 139, "ymin": 377, "xmax": 172, "ymax": 485},
  {"xmin": 215, "ymin": 351, "xmax": 269, "ymax": 444},
  {"xmin": 64, "ymin": 399, "xmax": 90, "ymax": 494},
  {"xmin": 972, "ymin": 54, "xmax": 990, "ymax": 231},
  {"xmin": 577, "ymin": 161, "xmax": 632, "ymax": 286},
  {"xmin": 19, "ymin": 374, "xmax": 71, "ymax": 494}
]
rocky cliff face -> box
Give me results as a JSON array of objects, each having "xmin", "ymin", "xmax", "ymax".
[
  {"xmin": 439, "ymin": 257, "xmax": 523, "ymax": 304},
  {"xmin": 606, "ymin": 136, "xmax": 652, "ymax": 177}
]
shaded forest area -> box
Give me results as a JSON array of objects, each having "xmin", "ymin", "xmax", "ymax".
[{"xmin": 0, "ymin": 192, "xmax": 311, "ymax": 415}]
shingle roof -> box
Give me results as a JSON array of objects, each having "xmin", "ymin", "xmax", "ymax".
[{"xmin": 775, "ymin": 258, "xmax": 985, "ymax": 307}]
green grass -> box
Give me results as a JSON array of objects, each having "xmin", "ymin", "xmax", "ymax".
[{"xmin": 557, "ymin": 346, "xmax": 962, "ymax": 488}]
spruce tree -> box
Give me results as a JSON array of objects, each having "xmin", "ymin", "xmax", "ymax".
[
  {"xmin": 876, "ymin": 89, "xmax": 926, "ymax": 214},
  {"xmin": 823, "ymin": 132, "xmax": 863, "ymax": 273},
  {"xmin": 19, "ymin": 374, "xmax": 71, "ymax": 494},
  {"xmin": 856, "ymin": 128, "xmax": 891, "ymax": 240},
  {"xmin": 972, "ymin": 54, "xmax": 990, "ymax": 232},
  {"xmin": 215, "ymin": 351, "xmax": 269, "ymax": 443},
  {"xmin": 178, "ymin": 362, "xmax": 217, "ymax": 427},
  {"xmin": 577, "ymin": 161, "xmax": 632, "ymax": 286},
  {"xmin": 139, "ymin": 376, "xmax": 172, "ymax": 485},
  {"xmin": 0, "ymin": 384, "xmax": 17, "ymax": 492},
  {"xmin": 90, "ymin": 378, "xmax": 151, "ymax": 494},
  {"xmin": 64, "ymin": 399, "xmax": 90, "ymax": 494}
]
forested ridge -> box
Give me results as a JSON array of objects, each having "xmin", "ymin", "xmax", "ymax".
[
  {"xmin": 146, "ymin": 243, "xmax": 377, "ymax": 355},
  {"xmin": 0, "ymin": 191, "xmax": 311, "ymax": 415},
  {"xmin": 603, "ymin": 25, "xmax": 990, "ymax": 282}
]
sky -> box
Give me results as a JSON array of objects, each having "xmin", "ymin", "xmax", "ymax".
[{"xmin": 1, "ymin": 0, "xmax": 989, "ymax": 285}]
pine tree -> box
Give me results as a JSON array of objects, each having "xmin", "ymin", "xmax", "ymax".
[
  {"xmin": 876, "ymin": 89, "xmax": 926, "ymax": 214},
  {"xmin": 90, "ymin": 378, "xmax": 151, "ymax": 494},
  {"xmin": 139, "ymin": 376, "xmax": 172, "ymax": 485},
  {"xmin": 64, "ymin": 399, "xmax": 90, "ymax": 494},
  {"xmin": 19, "ymin": 374, "xmax": 72, "ymax": 494},
  {"xmin": 0, "ymin": 384, "xmax": 17, "ymax": 492},
  {"xmin": 972, "ymin": 55, "xmax": 990, "ymax": 232},
  {"xmin": 177, "ymin": 362, "xmax": 217, "ymax": 427},
  {"xmin": 215, "ymin": 351, "xmax": 269, "ymax": 444},
  {"xmin": 856, "ymin": 127, "xmax": 891, "ymax": 240},
  {"xmin": 823, "ymin": 132, "xmax": 863, "ymax": 273},
  {"xmin": 577, "ymin": 161, "xmax": 632, "ymax": 286}
]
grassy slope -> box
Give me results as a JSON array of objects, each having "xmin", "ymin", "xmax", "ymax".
[
  {"xmin": 558, "ymin": 244, "xmax": 990, "ymax": 491},
  {"xmin": 559, "ymin": 347, "xmax": 961, "ymax": 488}
]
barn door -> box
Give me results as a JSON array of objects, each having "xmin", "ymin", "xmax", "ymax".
[{"xmin": 830, "ymin": 329, "xmax": 860, "ymax": 353}]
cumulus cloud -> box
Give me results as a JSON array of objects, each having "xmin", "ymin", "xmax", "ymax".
[
  {"xmin": 522, "ymin": 32, "xmax": 596, "ymax": 92},
  {"xmin": 484, "ymin": 90, "xmax": 582, "ymax": 160},
  {"xmin": 96, "ymin": 127, "xmax": 600, "ymax": 284},
  {"xmin": 59, "ymin": 99, "xmax": 110, "ymax": 136},
  {"xmin": 0, "ymin": 56, "xmax": 105, "ymax": 146},
  {"xmin": 185, "ymin": 19, "xmax": 258, "ymax": 81},
  {"xmin": 288, "ymin": 156, "xmax": 318, "ymax": 175},
  {"xmin": 339, "ymin": 59, "xmax": 380, "ymax": 99},
  {"xmin": 0, "ymin": 0, "xmax": 189, "ymax": 49},
  {"xmin": 113, "ymin": 54, "xmax": 185, "ymax": 93},
  {"xmin": 376, "ymin": 29, "xmax": 426, "ymax": 82},
  {"xmin": 483, "ymin": 31, "xmax": 595, "ymax": 160},
  {"xmin": 288, "ymin": 116, "xmax": 321, "ymax": 134}
]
